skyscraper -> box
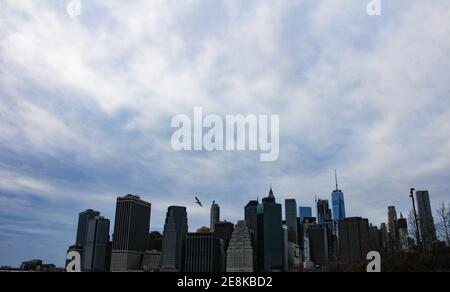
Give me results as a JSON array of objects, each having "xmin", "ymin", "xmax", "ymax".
[
  {"xmin": 83, "ymin": 216, "xmax": 110, "ymax": 272},
  {"xmin": 160, "ymin": 206, "xmax": 188, "ymax": 271},
  {"xmin": 308, "ymin": 224, "xmax": 330, "ymax": 268},
  {"xmin": 397, "ymin": 214, "xmax": 409, "ymax": 252},
  {"xmin": 75, "ymin": 209, "xmax": 100, "ymax": 269},
  {"xmin": 338, "ymin": 217, "xmax": 370, "ymax": 265},
  {"xmin": 110, "ymin": 194, "xmax": 151, "ymax": 271},
  {"xmin": 245, "ymin": 200, "xmax": 259, "ymax": 255},
  {"xmin": 185, "ymin": 232, "xmax": 223, "ymax": 272},
  {"xmin": 213, "ymin": 221, "xmax": 234, "ymax": 251},
  {"xmin": 331, "ymin": 171, "xmax": 346, "ymax": 221},
  {"xmin": 416, "ymin": 190, "xmax": 437, "ymax": 249},
  {"xmin": 316, "ymin": 199, "xmax": 332, "ymax": 225},
  {"xmin": 285, "ymin": 199, "xmax": 298, "ymax": 243},
  {"xmin": 387, "ymin": 206, "xmax": 399, "ymax": 253},
  {"xmin": 210, "ymin": 201, "xmax": 220, "ymax": 232},
  {"xmin": 369, "ymin": 224, "xmax": 380, "ymax": 252},
  {"xmin": 76, "ymin": 209, "xmax": 100, "ymax": 247},
  {"xmin": 379, "ymin": 222, "xmax": 389, "ymax": 255},
  {"xmin": 148, "ymin": 231, "xmax": 163, "ymax": 252},
  {"xmin": 298, "ymin": 206, "xmax": 312, "ymax": 223},
  {"xmin": 256, "ymin": 188, "xmax": 283, "ymax": 272},
  {"xmin": 227, "ymin": 221, "xmax": 254, "ymax": 272}
]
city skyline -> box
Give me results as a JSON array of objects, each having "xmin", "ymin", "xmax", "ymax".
[
  {"xmin": 1, "ymin": 0, "xmax": 450, "ymax": 268},
  {"xmin": 3, "ymin": 181, "xmax": 444, "ymax": 268}
]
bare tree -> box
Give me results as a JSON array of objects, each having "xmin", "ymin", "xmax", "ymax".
[
  {"xmin": 435, "ymin": 202, "xmax": 450, "ymax": 246},
  {"xmin": 407, "ymin": 209, "xmax": 419, "ymax": 245}
]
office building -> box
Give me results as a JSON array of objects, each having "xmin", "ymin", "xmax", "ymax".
[
  {"xmin": 245, "ymin": 200, "xmax": 259, "ymax": 256},
  {"xmin": 75, "ymin": 209, "xmax": 100, "ymax": 270},
  {"xmin": 416, "ymin": 190, "xmax": 437, "ymax": 249},
  {"xmin": 110, "ymin": 194, "xmax": 151, "ymax": 271},
  {"xmin": 285, "ymin": 199, "xmax": 298, "ymax": 243},
  {"xmin": 338, "ymin": 217, "xmax": 370, "ymax": 265},
  {"xmin": 398, "ymin": 214, "xmax": 409, "ymax": 252},
  {"xmin": 185, "ymin": 232, "xmax": 223, "ymax": 272},
  {"xmin": 210, "ymin": 201, "xmax": 220, "ymax": 232},
  {"xmin": 387, "ymin": 206, "xmax": 399, "ymax": 252},
  {"xmin": 298, "ymin": 206, "xmax": 312, "ymax": 223},
  {"xmin": 148, "ymin": 231, "xmax": 163, "ymax": 252},
  {"xmin": 226, "ymin": 221, "xmax": 254, "ymax": 272},
  {"xmin": 213, "ymin": 221, "xmax": 234, "ymax": 251},
  {"xmin": 160, "ymin": 206, "xmax": 188, "ymax": 271},
  {"xmin": 83, "ymin": 216, "xmax": 110, "ymax": 272},
  {"xmin": 307, "ymin": 224, "xmax": 330, "ymax": 268},
  {"xmin": 369, "ymin": 224, "xmax": 380, "ymax": 252},
  {"xmin": 287, "ymin": 242, "xmax": 302, "ymax": 272},
  {"xmin": 257, "ymin": 188, "xmax": 284, "ymax": 272},
  {"xmin": 317, "ymin": 199, "xmax": 332, "ymax": 225}
]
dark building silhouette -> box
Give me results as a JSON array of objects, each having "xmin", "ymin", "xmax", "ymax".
[
  {"xmin": 298, "ymin": 207, "xmax": 312, "ymax": 223},
  {"xmin": 257, "ymin": 188, "xmax": 283, "ymax": 272},
  {"xmin": 379, "ymin": 222, "xmax": 389, "ymax": 255},
  {"xmin": 388, "ymin": 206, "xmax": 399, "ymax": 253},
  {"xmin": 214, "ymin": 221, "xmax": 234, "ymax": 271},
  {"xmin": 369, "ymin": 224, "xmax": 380, "ymax": 252},
  {"xmin": 338, "ymin": 217, "xmax": 370, "ymax": 265},
  {"xmin": 298, "ymin": 216, "xmax": 316, "ymax": 250},
  {"xmin": 110, "ymin": 194, "xmax": 151, "ymax": 271},
  {"xmin": 245, "ymin": 200, "xmax": 259, "ymax": 235},
  {"xmin": 210, "ymin": 201, "xmax": 220, "ymax": 232},
  {"xmin": 214, "ymin": 221, "xmax": 234, "ymax": 251},
  {"xmin": 185, "ymin": 232, "xmax": 223, "ymax": 272},
  {"xmin": 397, "ymin": 214, "xmax": 409, "ymax": 251},
  {"xmin": 83, "ymin": 216, "xmax": 110, "ymax": 272},
  {"xmin": 160, "ymin": 206, "xmax": 188, "ymax": 271},
  {"xmin": 148, "ymin": 231, "xmax": 163, "ymax": 252},
  {"xmin": 75, "ymin": 209, "xmax": 100, "ymax": 269},
  {"xmin": 316, "ymin": 199, "xmax": 332, "ymax": 225},
  {"xmin": 245, "ymin": 200, "xmax": 259, "ymax": 260},
  {"xmin": 285, "ymin": 199, "xmax": 298, "ymax": 244},
  {"xmin": 308, "ymin": 224, "xmax": 331, "ymax": 268},
  {"xmin": 416, "ymin": 190, "xmax": 436, "ymax": 250},
  {"xmin": 76, "ymin": 209, "xmax": 100, "ymax": 247}
]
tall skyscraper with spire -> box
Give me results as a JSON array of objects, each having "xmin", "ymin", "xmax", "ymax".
[
  {"xmin": 331, "ymin": 171, "xmax": 346, "ymax": 221},
  {"xmin": 257, "ymin": 187, "xmax": 283, "ymax": 272}
]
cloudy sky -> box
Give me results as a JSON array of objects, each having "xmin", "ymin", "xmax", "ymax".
[{"xmin": 1, "ymin": 0, "xmax": 450, "ymax": 266}]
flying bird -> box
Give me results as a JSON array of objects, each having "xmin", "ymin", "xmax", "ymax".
[{"xmin": 195, "ymin": 197, "xmax": 203, "ymax": 207}]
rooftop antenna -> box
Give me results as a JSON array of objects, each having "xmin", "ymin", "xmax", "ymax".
[{"xmin": 335, "ymin": 170, "xmax": 339, "ymax": 190}]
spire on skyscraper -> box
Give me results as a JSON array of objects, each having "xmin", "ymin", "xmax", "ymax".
[
  {"xmin": 335, "ymin": 170, "xmax": 339, "ymax": 191},
  {"xmin": 268, "ymin": 187, "xmax": 274, "ymax": 198}
]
